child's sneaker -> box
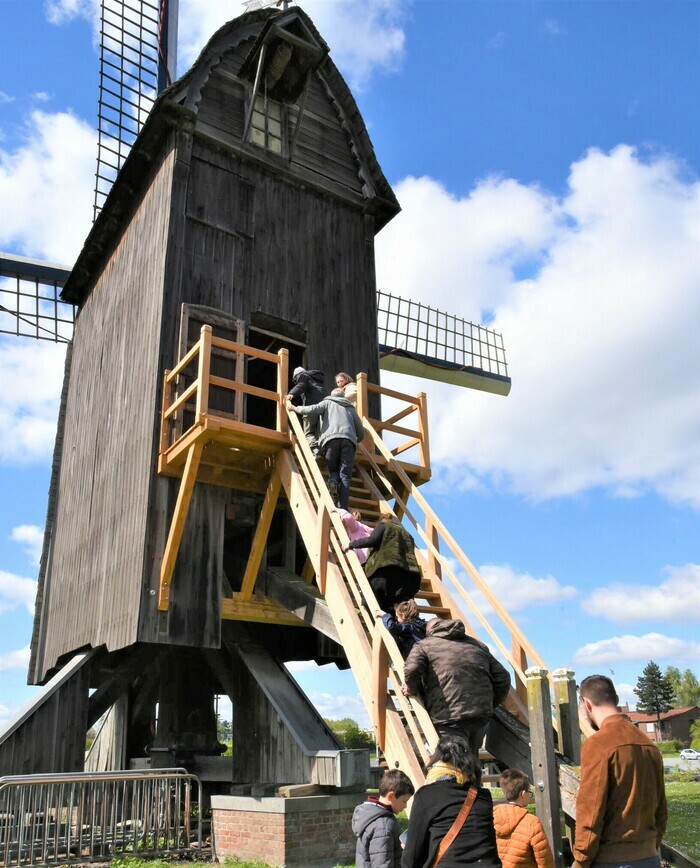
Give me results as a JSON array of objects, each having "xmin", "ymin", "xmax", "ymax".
[{"xmin": 327, "ymin": 478, "xmax": 340, "ymax": 503}]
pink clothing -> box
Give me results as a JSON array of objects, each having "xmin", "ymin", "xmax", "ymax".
[{"xmin": 338, "ymin": 508, "xmax": 373, "ymax": 564}]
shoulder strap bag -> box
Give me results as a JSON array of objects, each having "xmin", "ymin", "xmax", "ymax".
[{"xmin": 431, "ymin": 786, "xmax": 478, "ymax": 867}]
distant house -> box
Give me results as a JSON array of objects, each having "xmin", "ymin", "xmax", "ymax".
[{"xmin": 627, "ymin": 706, "xmax": 700, "ymax": 745}]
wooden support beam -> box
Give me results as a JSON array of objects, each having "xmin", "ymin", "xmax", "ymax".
[
  {"xmin": 426, "ymin": 517, "xmax": 441, "ymax": 580},
  {"xmin": 277, "ymin": 347, "xmax": 289, "ymax": 434},
  {"xmin": 158, "ymin": 440, "xmax": 204, "ymax": 611},
  {"xmin": 316, "ymin": 506, "xmax": 330, "ymax": 594},
  {"xmin": 195, "ymin": 324, "xmax": 212, "ymax": 421},
  {"xmin": 159, "ymin": 370, "xmax": 172, "ymax": 454},
  {"xmin": 417, "ymin": 391, "xmax": 430, "ymax": 470},
  {"xmin": 221, "ymin": 592, "xmax": 309, "ymax": 627},
  {"xmin": 554, "ymin": 667, "xmax": 580, "ymax": 854},
  {"xmin": 512, "ymin": 638, "xmax": 529, "ymax": 707},
  {"xmin": 240, "ymin": 468, "xmax": 282, "ymax": 601},
  {"xmin": 527, "ymin": 667, "xmax": 565, "ymax": 868},
  {"xmin": 87, "ymin": 647, "xmax": 153, "ymax": 728},
  {"xmin": 264, "ymin": 567, "xmax": 340, "ymax": 643},
  {"xmin": 371, "ymin": 626, "xmax": 389, "ymax": 747}
]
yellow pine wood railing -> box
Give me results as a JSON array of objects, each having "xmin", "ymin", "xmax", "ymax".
[
  {"xmin": 357, "ymin": 422, "xmax": 546, "ymax": 713},
  {"xmin": 280, "ymin": 408, "xmax": 437, "ymax": 782}
]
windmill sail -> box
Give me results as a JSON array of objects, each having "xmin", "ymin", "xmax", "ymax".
[{"xmin": 94, "ymin": 0, "xmax": 178, "ymax": 218}]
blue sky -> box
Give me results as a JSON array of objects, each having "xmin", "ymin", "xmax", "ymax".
[{"xmin": 1, "ymin": 0, "xmax": 699, "ymax": 728}]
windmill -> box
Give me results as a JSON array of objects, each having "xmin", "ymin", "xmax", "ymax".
[{"xmin": 0, "ymin": 1, "xmax": 568, "ymax": 845}]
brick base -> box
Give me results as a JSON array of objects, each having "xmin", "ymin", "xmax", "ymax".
[{"xmin": 211, "ymin": 793, "xmax": 366, "ymax": 867}]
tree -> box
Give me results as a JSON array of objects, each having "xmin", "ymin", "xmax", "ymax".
[
  {"xmin": 217, "ymin": 714, "xmax": 233, "ymax": 743},
  {"xmin": 324, "ymin": 717, "xmax": 374, "ymax": 750},
  {"xmin": 635, "ymin": 661, "xmax": 674, "ymax": 737},
  {"xmin": 664, "ymin": 666, "xmax": 700, "ymax": 708}
]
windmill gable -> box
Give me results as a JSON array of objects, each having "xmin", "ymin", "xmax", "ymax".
[{"xmin": 172, "ymin": 7, "xmax": 395, "ymax": 219}]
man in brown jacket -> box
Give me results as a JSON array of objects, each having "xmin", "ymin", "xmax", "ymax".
[
  {"xmin": 402, "ymin": 618, "xmax": 511, "ymax": 753},
  {"xmin": 574, "ymin": 675, "xmax": 667, "ymax": 868}
]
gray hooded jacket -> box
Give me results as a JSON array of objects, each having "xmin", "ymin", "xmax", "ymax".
[
  {"xmin": 352, "ymin": 799, "xmax": 401, "ymax": 868},
  {"xmin": 296, "ymin": 395, "xmax": 365, "ymax": 449}
]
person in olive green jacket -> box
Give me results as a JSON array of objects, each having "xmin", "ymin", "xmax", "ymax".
[
  {"xmin": 342, "ymin": 513, "xmax": 421, "ymax": 611},
  {"xmin": 574, "ymin": 674, "xmax": 667, "ymax": 868}
]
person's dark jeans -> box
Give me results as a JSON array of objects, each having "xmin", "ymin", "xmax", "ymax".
[
  {"xmin": 436, "ymin": 717, "xmax": 491, "ymax": 756},
  {"xmin": 324, "ymin": 437, "xmax": 356, "ymax": 509}
]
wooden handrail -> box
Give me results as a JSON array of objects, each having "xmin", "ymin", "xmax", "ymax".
[
  {"xmin": 165, "ymin": 339, "xmax": 201, "ymax": 383},
  {"xmin": 208, "ymin": 375, "xmax": 279, "ymax": 403},
  {"xmin": 163, "ymin": 380, "xmax": 198, "ymax": 420},
  {"xmin": 366, "ymin": 381, "xmax": 421, "ymax": 404},
  {"xmin": 359, "ymin": 424, "xmax": 548, "ymax": 687},
  {"xmin": 284, "ymin": 408, "xmax": 437, "ymax": 762},
  {"xmin": 210, "ymin": 335, "xmax": 280, "ymax": 364}
]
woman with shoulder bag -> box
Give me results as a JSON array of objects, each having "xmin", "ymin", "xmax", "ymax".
[{"xmin": 402, "ymin": 734, "xmax": 501, "ymax": 868}]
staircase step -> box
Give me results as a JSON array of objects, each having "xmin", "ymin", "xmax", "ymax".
[{"xmin": 417, "ymin": 606, "xmax": 451, "ymax": 616}]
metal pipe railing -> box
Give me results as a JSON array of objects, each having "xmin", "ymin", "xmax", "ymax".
[{"xmin": 0, "ymin": 769, "xmax": 201, "ymax": 866}]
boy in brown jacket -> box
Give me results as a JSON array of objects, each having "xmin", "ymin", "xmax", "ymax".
[{"xmin": 493, "ymin": 769, "xmax": 554, "ymax": 868}]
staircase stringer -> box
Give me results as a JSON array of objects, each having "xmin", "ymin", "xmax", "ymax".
[
  {"xmin": 359, "ymin": 433, "xmax": 546, "ymax": 690},
  {"xmin": 278, "ymin": 421, "xmax": 438, "ymax": 777}
]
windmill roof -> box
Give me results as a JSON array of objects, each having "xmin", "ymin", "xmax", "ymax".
[{"xmin": 62, "ymin": 5, "xmax": 399, "ymax": 304}]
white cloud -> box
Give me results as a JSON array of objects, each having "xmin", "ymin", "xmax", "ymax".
[
  {"xmin": 377, "ymin": 146, "xmax": 700, "ymax": 508},
  {"xmin": 486, "ymin": 32, "xmax": 508, "ymax": 51},
  {"xmin": 0, "ymin": 645, "xmax": 31, "ymax": 672},
  {"xmin": 177, "ymin": 0, "xmax": 406, "ymax": 89},
  {"xmin": 0, "ymin": 339, "xmax": 67, "ymax": 464},
  {"xmin": 615, "ymin": 682, "xmax": 637, "ymax": 710},
  {"xmin": 479, "ymin": 563, "xmax": 576, "ymax": 611},
  {"xmin": 0, "ymin": 571, "xmax": 38, "ymax": 615},
  {"xmin": 11, "ymin": 525, "xmax": 44, "ymax": 566},
  {"xmin": 45, "ymin": 0, "xmax": 99, "ymax": 29},
  {"xmin": 0, "ymin": 110, "xmax": 95, "ymax": 263},
  {"xmin": 574, "ymin": 632, "xmax": 700, "ymax": 666},
  {"xmin": 307, "ymin": 690, "xmax": 371, "ymax": 728},
  {"xmin": 0, "ymin": 91, "xmax": 15, "ymax": 105},
  {"xmin": 45, "ymin": 0, "xmax": 406, "ymax": 91},
  {"xmin": 582, "ymin": 563, "xmax": 700, "ymax": 623},
  {"xmin": 541, "ymin": 18, "xmax": 567, "ymax": 37}
]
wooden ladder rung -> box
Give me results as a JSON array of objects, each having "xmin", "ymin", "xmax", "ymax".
[{"xmin": 417, "ymin": 605, "xmax": 451, "ymax": 616}]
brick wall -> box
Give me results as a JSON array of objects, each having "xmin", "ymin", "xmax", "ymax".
[{"xmin": 211, "ymin": 793, "xmax": 365, "ymax": 867}]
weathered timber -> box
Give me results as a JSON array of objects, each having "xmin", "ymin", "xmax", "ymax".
[
  {"xmin": 0, "ymin": 650, "xmax": 94, "ymax": 775},
  {"xmin": 527, "ymin": 667, "xmax": 565, "ymax": 868},
  {"xmin": 262, "ymin": 566, "xmax": 341, "ymax": 643}
]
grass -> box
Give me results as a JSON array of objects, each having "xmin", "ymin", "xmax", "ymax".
[{"xmin": 664, "ymin": 781, "xmax": 700, "ymax": 861}]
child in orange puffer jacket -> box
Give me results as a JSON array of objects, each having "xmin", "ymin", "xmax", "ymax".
[{"xmin": 493, "ymin": 769, "xmax": 554, "ymax": 868}]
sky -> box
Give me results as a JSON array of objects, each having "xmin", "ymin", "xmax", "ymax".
[{"xmin": 0, "ymin": 0, "xmax": 699, "ymax": 731}]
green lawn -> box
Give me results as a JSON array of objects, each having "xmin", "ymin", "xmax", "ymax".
[{"xmin": 665, "ymin": 781, "xmax": 700, "ymax": 861}]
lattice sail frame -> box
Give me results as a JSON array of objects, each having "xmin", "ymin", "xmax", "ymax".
[
  {"xmin": 0, "ymin": 256, "xmax": 75, "ymax": 344},
  {"xmin": 94, "ymin": 0, "xmax": 178, "ymax": 218},
  {"xmin": 376, "ymin": 289, "xmax": 509, "ymax": 380}
]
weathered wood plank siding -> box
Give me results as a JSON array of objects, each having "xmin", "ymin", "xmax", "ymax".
[
  {"xmin": 0, "ymin": 658, "xmax": 90, "ymax": 774},
  {"xmin": 34, "ymin": 148, "xmax": 175, "ymax": 681}
]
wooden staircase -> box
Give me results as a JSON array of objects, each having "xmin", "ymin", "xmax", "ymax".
[
  {"xmin": 274, "ymin": 408, "xmax": 541, "ymax": 785},
  {"xmin": 154, "ymin": 327, "xmax": 583, "ymax": 860}
]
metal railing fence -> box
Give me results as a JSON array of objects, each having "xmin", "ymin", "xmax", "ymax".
[{"xmin": 0, "ymin": 768, "xmax": 201, "ymax": 866}]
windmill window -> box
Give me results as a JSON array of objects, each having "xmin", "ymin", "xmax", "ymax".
[{"xmin": 250, "ymin": 94, "xmax": 284, "ymax": 155}]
